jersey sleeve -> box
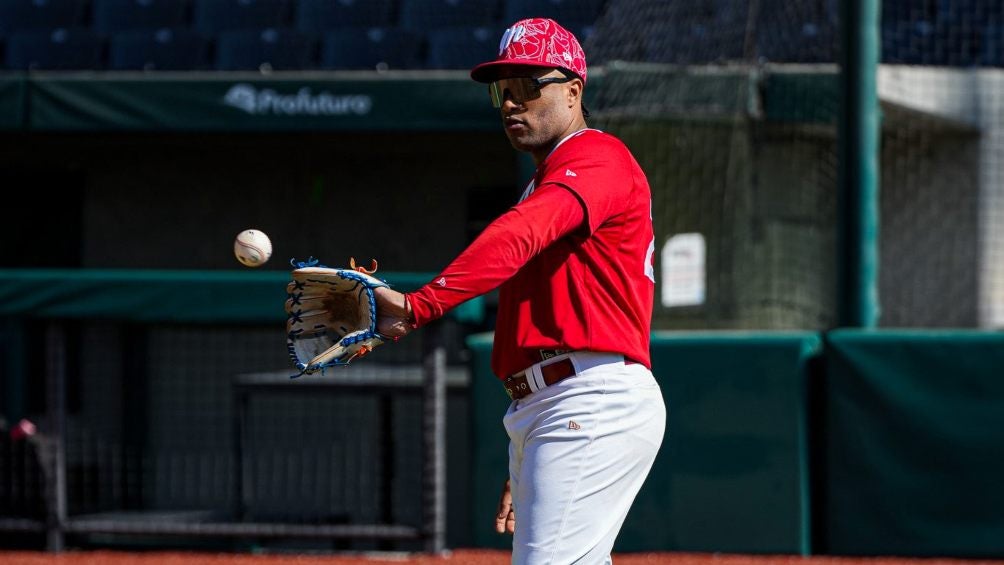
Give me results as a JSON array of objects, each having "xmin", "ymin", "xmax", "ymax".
[
  {"xmin": 407, "ymin": 184, "xmax": 585, "ymax": 327},
  {"xmin": 538, "ymin": 135, "xmax": 635, "ymax": 234}
]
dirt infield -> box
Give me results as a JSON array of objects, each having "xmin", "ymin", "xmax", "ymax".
[{"xmin": 4, "ymin": 550, "xmax": 1004, "ymax": 565}]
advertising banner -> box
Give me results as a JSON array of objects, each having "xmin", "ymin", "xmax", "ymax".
[{"xmin": 26, "ymin": 71, "xmax": 499, "ymax": 131}]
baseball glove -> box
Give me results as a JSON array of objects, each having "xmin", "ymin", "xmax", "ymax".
[{"xmin": 285, "ymin": 257, "xmax": 390, "ymax": 376}]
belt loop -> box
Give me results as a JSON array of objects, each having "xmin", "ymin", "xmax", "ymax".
[{"xmin": 527, "ymin": 363, "xmax": 545, "ymax": 393}]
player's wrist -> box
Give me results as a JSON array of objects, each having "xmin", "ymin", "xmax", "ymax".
[{"xmin": 404, "ymin": 294, "xmax": 417, "ymax": 326}]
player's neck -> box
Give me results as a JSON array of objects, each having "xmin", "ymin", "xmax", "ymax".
[{"xmin": 532, "ymin": 117, "xmax": 588, "ymax": 165}]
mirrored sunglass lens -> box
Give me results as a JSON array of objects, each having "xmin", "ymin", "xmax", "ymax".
[
  {"xmin": 489, "ymin": 82, "xmax": 504, "ymax": 107},
  {"xmin": 489, "ymin": 78, "xmax": 539, "ymax": 107}
]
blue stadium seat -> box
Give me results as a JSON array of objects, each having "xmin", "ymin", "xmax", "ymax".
[
  {"xmin": 425, "ymin": 26, "xmax": 496, "ymax": 69},
  {"xmin": 881, "ymin": 0, "xmax": 936, "ymax": 27},
  {"xmin": 756, "ymin": 0, "xmax": 836, "ymax": 63},
  {"xmin": 108, "ymin": 28, "xmax": 208, "ymax": 70},
  {"xmin": 938, "ymin": 0, "xmax": 1002, "ymax": 26},
  {"xmin": 881, "ymin": 20, "xmax": 978, "ymax": 66},
  {"xmin": 398, "ymin": 0, "xmax": 500, "ymax": 31},
  {"xmin": 502, "ymin": 0, "xmax": 605, "ymax": 27},
  {"xmin": 92, "ymin": 0, "xmax": 188, "ymax": 35},
  {"xmin": 295, "ymin": 0, "xmax": 395, "ymax": 34},
  {"xmin": 581, "ymin": 0, "xmax": 647, "ymax": 64},
  {"xmin": 319, "ymin": 27, "xmax": 422, "ymax": 70},
  {"xmin": 574, "ymin": 24, "xmax": 596, "ymax": 48},
  {"xmin": 642, "ymin": 21, "xmax": 745, "ymax": 64},
  {"xmin": 590, "ymin": 0, "xmax": 753, "ymax": 65},
  {"xmin": 4, "ymin": 27, "xmax": 102, "ymax": 69},
  {"xmin": 756, "ymin": 20, "xmax": 835, "ymax": 63},
  {"xmin": 193, "ymin": 0, "xmax": 291, "ymax": 34},
  {"xmin": 215, "ymin": 28, "xmax": 314, "ymax": 70},
  {"xmin": 717, "ymin": 0, "xmax": 753, "ymax": 24},
  {"xmin": 0, "ymin": 0, "xmax": 85, "ymax": 36},
  {"xmin": 981, "ymin": 21, "xmax": 1003, "ymax": 66}
]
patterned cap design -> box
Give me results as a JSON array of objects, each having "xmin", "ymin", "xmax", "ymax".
[{"xmin": 471, "ymin": 18, "xmax": 587, "ymax": 84}]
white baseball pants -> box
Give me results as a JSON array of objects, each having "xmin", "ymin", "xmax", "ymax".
[{"xmin": 503, "ymin": 351, "xmax": 667, "ymax": 565}]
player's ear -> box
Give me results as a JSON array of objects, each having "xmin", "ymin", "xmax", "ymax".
[{"xmin": 566, "ymin": 78, "xmax": 583, "ymax": 110}]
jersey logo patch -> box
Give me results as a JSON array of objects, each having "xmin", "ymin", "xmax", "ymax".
[
  {"xmin": 568, "ymin": 420, "xmax": 581, "ymax": 430},
  {"xmin": 565, "ymin": 169, "xmax": 577, "ymax": 177},
  {"xmin": 436, "ymin": 277, "xmax": 447, "ymax": 287}
]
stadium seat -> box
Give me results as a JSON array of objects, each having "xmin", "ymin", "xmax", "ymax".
[
  {"xmin": 574, "ymin": 24, "xmax": 596, "ymax": 47},
  {"xmin": 581, "ymin": 0, "xmax": 647, "ymax": 64},
  {"xmin": 756, "ymin": 20, "xmax": 836, "ymax": 63},
  {"xmin": 881, "ymin": 0, "xmax": 936, "ymax": 27},
  {"xmin": 642, "ymin": 21, "xmax": 746, "ymax": 64},
  {"xmin": 592, "ymin": 0, "xmax": 753, "ymax": 65},
  {"xmin": 938, "ymin": 0, "xmax": 1003, "ymax": 26},
  {"xmin": 398, "ymin": 0, "xmax": 500, "ymax": 31},
  {"xmin": 92, "ymin": 0, "xmax": 188, "ymax": 35},
  {"xmin": 717, "ymin": 0, "xmax": 753, "ymax": 24},
  {"xmin": 193, "ymin": 0, "xmax": 291, "ymax": 34},
  {"xmin": 295, "ymin": 0, "xmax": 395, "ymax": 34},
  {"xmin": 756, "ymin": 0, "xmax": 836, "ymax": 63},
  {"xmin": 502, "ymin": 0, "xmax": 606, "ymax": 27},
  {"xmin": 215, "ymin": 28, "xmax": 314, "ymax": 70},
  {"xmin": 319, "ymin": 27, "xmax": 422, "ymax": 70},
  {"xmin": 425, "ymin": 26, "xmax": 496, "ymax": 69},
  {"xmin": 981, "ymin": 21, "xmax": 1003, "ymax": 67},
  {"xmin": 4, "ymin": 27, "xmax": 102, "ymax": 69},
  {"xmin": 0, "ymin": 0, "xmax": 85, "ymax": 36},
  {"xmin": 108, "ymin": 28, "xmax": 208, "ymax": 70},
  {"xmin": 881, "ymin": 19, "xmax": 978, "ymax": 66}
]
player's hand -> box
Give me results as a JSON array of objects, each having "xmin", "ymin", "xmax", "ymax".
[
  {"xmin": 374, "ymin": 286, "xmax": 413, "ymax": 338},
  {"xmin": 495, "ymin": 478, "xmax": 515, "ymax": 534}
]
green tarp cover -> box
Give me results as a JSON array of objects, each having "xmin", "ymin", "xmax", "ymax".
[
  {"xmin": 467, "ymin": 330, "xmax": 819, "ymax": 554},
  {"xmin": 824, "ymin": 330, "xmax": 1004, "ymax": 557},
  {"xmin": 762, "ymin": 69, "xmax": 838, "ymax": 124},
  {"xmin": 0, "ymin": 269, "xmax": 482, "ymax": 323},
  {"xmin": 0, "ymin": 75, "xmax": 25, "ymax": 129}
]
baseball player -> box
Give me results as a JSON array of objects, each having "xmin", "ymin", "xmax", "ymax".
[{"xmin": 375, "ymin": 18, "xmax": 665, "ymax": 565}]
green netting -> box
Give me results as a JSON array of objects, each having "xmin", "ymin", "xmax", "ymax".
[
  {"xmin": 583, "ymin": 0, "xmax": 1003, "ymax": 329},
  {"xmin": 877, "ymin": 68, "xmax": 1001, "ymax": 327},
  {"xmin": 591, "ymin": 69, "xmax": 841, "ymax": 329}
]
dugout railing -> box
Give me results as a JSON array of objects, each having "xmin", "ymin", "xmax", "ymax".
[{"xmin": 0, "ymin": 269, "xmax": 483, "ymax": 553}]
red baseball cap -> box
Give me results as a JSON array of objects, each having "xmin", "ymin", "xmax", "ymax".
[{"xmin": 471, "ymin": 18, "xmax": 587, "ymax": 84}]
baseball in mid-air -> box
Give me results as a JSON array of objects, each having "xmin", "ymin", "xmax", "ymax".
[{"xmin": 234, "ymin": 229, "xmax": 272, "ymax": 267}]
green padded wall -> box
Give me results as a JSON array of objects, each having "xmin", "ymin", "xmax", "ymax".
[
  {"xmin": 467, "ymin": 331, "xmax": 819, "ymax": 554},
  {"xmin": 467, "ymin": 332, "xmax": 514, "ymax": 550},
  {"xmin": 823, "ymin": 330, "xmax": 1004, "ymax": 557},
  {"xmin": 0, "ymin": 75, "xmax": 24, "ymax": 129},
  {"xmin": 0, "ymin": 270, "xmax": 482, "ymax": 324}
]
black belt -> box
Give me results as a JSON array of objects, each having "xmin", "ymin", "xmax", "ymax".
[{"xmin": 503, "ymin": 358, "xmax": 576, "ymax": 400}]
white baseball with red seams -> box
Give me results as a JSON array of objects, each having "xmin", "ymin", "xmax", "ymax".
[{"xmin": 234, "ymin": 229, "xmax": 272, "ymax": 267}]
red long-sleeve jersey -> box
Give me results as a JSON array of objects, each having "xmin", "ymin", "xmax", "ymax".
[{"xmin": 408, "ymin": 129, "xmax": 655, "ymax": 379}]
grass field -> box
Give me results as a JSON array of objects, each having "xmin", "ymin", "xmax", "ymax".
[{"xmin": 4, "ymin": 550, "xmax": 1004, "ymax": 565}]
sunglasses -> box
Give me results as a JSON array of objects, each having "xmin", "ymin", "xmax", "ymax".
[{"xmin": 488, "ymin": 72, "xmax": 577, "ymax": 108}]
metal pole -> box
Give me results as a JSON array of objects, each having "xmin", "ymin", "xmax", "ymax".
[
  {"xmin": 421, "ymin": 324, "xmax": 447, "ymax": 554},
  {"xmin": 837, "ymin": 0, "xmax": 881, "ymax": 328},
  {"xmin": 44, "ymin": 323, "xmax": 68, "ymax": 552}
]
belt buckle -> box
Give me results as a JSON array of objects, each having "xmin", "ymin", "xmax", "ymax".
[{"xmin": 504, "ymin": 374, "xmax": 530, "ymax": 400}]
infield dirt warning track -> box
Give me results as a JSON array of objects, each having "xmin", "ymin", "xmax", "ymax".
[{"xmin": 4, "ymin": 550, "xmax": 1004, "ymax": 565}]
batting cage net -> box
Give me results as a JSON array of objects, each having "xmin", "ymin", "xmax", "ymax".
[
  {"xmin": 877, "ymin": 0, "xmax": 1004, "ymax": 328},
  {"xmin": 585, "ymin": 0, "xmax": 1004, "ymax": 330}
]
